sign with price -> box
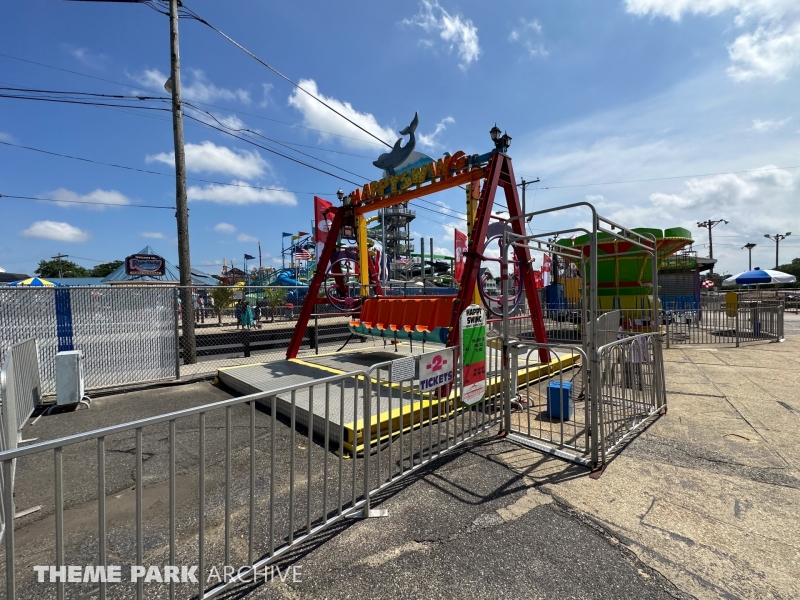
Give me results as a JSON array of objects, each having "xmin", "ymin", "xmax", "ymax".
[
  {"xmin": 418, "ymin": 348, "xmax": 454, "ymax": 393},
  {"xmin": 460, "ymin": 304, "xmax": 486, "ymax": 406}
]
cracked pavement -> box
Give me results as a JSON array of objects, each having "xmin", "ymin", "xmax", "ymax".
[{"xmin": 4, "ymin": 314, "xmax": 799, "ymax": 598}]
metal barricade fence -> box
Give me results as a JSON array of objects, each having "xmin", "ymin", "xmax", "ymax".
[
  {"xmin": 596, "ymin": 333, "xmax": 666, "ymax": 464},
  {"xmin": 1, "ymin": 339, "xmax": 42, "ymax": 447},
  {"xmin": 0, "ymin": 287, "xmax": 176, "ymax": 395},
  {"xmin": 0, "ymin": 344, "xmax": 501, "ymax": 599},
  {"xmin": 664, "ymin": 299, "xmax": 784, "ymax": 347},
  {"xmin": 360, "ymin": 344, "xmax": 502, "ymax": 511},
  {"xmin": 506, "ymin": 343, "xmax": 592, "ymax": 466}
]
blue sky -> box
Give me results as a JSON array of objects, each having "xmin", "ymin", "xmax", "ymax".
[{"xmin": 1, "ymin": 0, "xmax": 798, "ymax": 277}]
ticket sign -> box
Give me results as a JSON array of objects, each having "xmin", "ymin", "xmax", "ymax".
[
  {"xmin": 460, "ymin": 304, "xmax": 486, "ymax": 406},
  {"xmin": 419, "ymin": 349, "xmax": 454, "ymax": 393}
]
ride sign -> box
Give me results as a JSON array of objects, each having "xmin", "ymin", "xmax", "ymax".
[
  {"xmin": 460, "ymin": 304, "xmax": 486, "ymax": 406},
  {"xmin": 418, "ymin": 349, "xmax": 454, "ymax": 393}
]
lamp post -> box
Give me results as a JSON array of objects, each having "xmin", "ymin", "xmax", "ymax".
[
  {"xmin": 697, "ymin": 219, "xmax": 728, "ymax": 274},
  {"xmin": 764, "ymin": 232, "xmax": 791, "ymax": 269},
  {"xmin": 742, "ymin": 243, "xmax": 756, "ymax": 270}
]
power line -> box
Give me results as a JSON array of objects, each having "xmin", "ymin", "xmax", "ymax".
[
  {"xmin": 0, "ymin": 140, "xmax": 335, "ymax": 195},
  {"xmin": 0, "ymin": 51, "xmax": 386, "ymax": 148},
  {"xmin": 180, "ymin": 4, "xmax": 394, "ymax": 149},
  {"xmin": 0, "ymin": 193, "xmax": 175, "ymax": 209},
  {"xmin": 527, "ymin": 165, "xmax": 800, "ymax": 190},
  {"xmin": 183, "ymin": 113, "xmax": 362, "ymax": 186}
]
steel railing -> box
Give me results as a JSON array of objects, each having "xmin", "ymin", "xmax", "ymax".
[
  {"xmin": 664, "ymin": 301, "xmax": 784, "ymax": 347},
  {"xmin": 0, "ymin": 343, "xmax": 501, "ymax": 599}
]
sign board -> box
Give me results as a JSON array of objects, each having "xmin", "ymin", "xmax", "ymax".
[
  {"xmin": 390, "ymin": 356, "xmax": 415, "ymax": 382},
  {"xmin": 125, "ymin": 254, "xmax": 166, "ymax": 277},
  {"xmin": 460, "ymin": 304, "xmax": 486, "ymax": 406},
  {"xmin": 418, "ymin": 349, "xmax": 454, "ymax": 393}
]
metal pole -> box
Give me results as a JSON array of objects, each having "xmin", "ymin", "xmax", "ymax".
[
  {"xmin": 775, "ymin": 237, "xmax": 780, "ymax": 269},
  {"xmin": 430, "ymin": 238, "xmax": 434, "ymax": 283},
  {"xmin": 420, "ymin": 238, "xmax": 425, "ymax": 292},
  {"xmin": 170, "ymin": 0, "xmax": 196, "ymax": 364},
  {"xmin": 381, "ymin": 209, "xmax": 386, "ymax": 284},
  {"xmin": 501, "ymin": 229, "xmax": 511, "ymax": 435},
  {"xmin": 173, "ymin": 287, "xmax": 180, "ymax": 379}
]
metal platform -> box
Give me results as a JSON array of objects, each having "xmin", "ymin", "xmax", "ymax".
[{"xmin": 217, "ymin": 345, "xmax": 579, "ymax": 453}]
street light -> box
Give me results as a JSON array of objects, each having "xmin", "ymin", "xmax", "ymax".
[
  {"xmin": 697, "ymin": 219, "xmax": 728, "ymax": 274},
  {"xmin": 490, "ymin": 124, "xmax": 501, "ymax": 144},
  {"xmin": 336, "ymin": 189, "xmax": 344, "ymax": 201},
  {"xmin": 742, "ymin": 243, "xmax": 756, "ymax": 270},
  {"xmin": 764, "ymin": 232, "xmax": 791, "ymax": 269}
]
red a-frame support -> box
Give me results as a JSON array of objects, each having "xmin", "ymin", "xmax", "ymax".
[
  {"xmin": 447, "ymin": 153, "xmax": 549, "ymax": 364},
  {"xmin": 286, "ymin": 151, "xmax": 549, "ymax": 364}
]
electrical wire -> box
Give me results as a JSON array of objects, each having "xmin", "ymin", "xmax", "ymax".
[
  {"xmin": 522, "ymin": 165, "xmax": 800, "ymax": 191},
  {"xmin": 0, "ymin": 140, "xmax": 335, "ymax": 195},
  {"xmin": 0, "ymin": 52, "xmax": 385, "ymax": 148},
  {"xmin": 0, "ymin": 193, "xmax": 174, "ymax": 209},
  {"xmin": 180, "ymin": 3, "xmax": 394, "ymax": 149}
]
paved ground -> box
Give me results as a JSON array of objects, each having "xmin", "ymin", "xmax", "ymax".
[{"xmin": 3, "ymin": 314, "xmax": 798, "ymax": 599}]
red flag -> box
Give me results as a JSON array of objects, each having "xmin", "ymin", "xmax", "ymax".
[
  {"xmin": 454, "ymin": 229, "xmax": 468, "ymax": 282},
  {"xmin": 314, "ymin": 196, "xmax": 334, "ymax": 267}
]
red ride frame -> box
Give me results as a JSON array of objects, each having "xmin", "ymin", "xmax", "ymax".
[{"xmin": 286, "ymin": 151, "xmax": 549, "ymax": 364}]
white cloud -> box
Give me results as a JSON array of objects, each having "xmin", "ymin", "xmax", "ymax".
[
  {"xmin": 751, "ymin": 117, "xmax": 790, "ymax": 131},
  {"xmin": 650, "ymin": 166, "xmax": 794, "ymax": 210},
  {"xmin": 418, "ymin": 117, "xmax": 455, "ymax": 150},
  {"xmin": 147, "ymin": 141, "xmax": 268, "ymax": 180},
  {"xmin": 403, "ymin": 1, "xmax": 481, "ymax": 69},
  {"xmin": 65, "ymin": 45, "xmax": 107, "ymax": 69},
  {"xmin": 625, "ymin": 0, "xmax": 800, "ymax": 82},
  {"xmin": 214, "ymin": 222, "xmax": 237, "ymax": 234},
  {"xmin": 45, "ymin": 188, "xmax": 132, "ymax": 210},
  {"xmin": 727, "ymin": 22, "xmax": 800, "ymax": 81},
  {"xmin": 130, "ymin": 68, "xmax": 250, "ymax": 103},
  {"xmin": 434, "ymin": 246, "xmax": 451, "ymax": 256},
  {"xmin": 508, "ymin": 19, "xmax": 548, "ymax": 58},
  {"xmin": 141, "ymin": 232, "xmax": 165, "ymax": 239},
  {"xmin": 237, "ymin": 233, "xmax": 258, "ymax": 243},
  {"xmin": 260, "ymin": 83, "xmax": 274, "ymax": 108},
  {"xmin": 0, "ymin": 132, "xmax": 16, "ymax": 143},
  {"xmin": 287, "ymin": 79, "xmax": 395, "ymax": 148},
  {"xmin": 188, "ymin": 181, "xmax": 297, "ymax": 206},
  {"xmin": 22, "ymin": 221, "xmax": 88, "ymax": 242}
]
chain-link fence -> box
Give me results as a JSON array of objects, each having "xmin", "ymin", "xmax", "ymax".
[
  {"xmin": 175, "ymin": 286, "xmax": 391, "ymax": 378},
  {"xmin": 0, "ymin": 287, "xmax": 176, "ymax": 395}
]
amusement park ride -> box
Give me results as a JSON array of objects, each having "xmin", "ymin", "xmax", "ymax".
[{"xmin": 287, "ymin": 123, "xmax": 551, "ymax": 364}]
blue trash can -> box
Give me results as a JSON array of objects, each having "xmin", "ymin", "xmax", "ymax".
[{"xmin": 546, "ymin": 381, "xmax": 573, "ymax": 421}]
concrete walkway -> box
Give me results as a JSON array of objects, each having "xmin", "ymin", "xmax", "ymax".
[{"xmin": 497, "ymin": 313, "xmax": 800, "ymax": 599}]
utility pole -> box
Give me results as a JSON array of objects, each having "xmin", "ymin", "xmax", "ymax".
[
  {"xmin": 51, "ymin": 253, "xmax": 68, "ymax": 278},
  {"xmin": 764, "ymin": 232, "xmax": 791, "ymax": 269},
  {"xmin": 742, "ymin": 243, "xmax": 756, "ymax": 271},
  {"xmin": 697, "ymin": 219, "xmax": 728, "ymax": 274},
  {"xmin": 169, "ymin": 0, "xmax": 196, "ymax": 363},
  {"xmin": 518, "ymin": 177, "xmax": 540, "ymax": 225}
]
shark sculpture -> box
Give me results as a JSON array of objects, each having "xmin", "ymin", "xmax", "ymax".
[{"xmin": 373, "ymin": 112, "xmax": 419, "ymax": 176}]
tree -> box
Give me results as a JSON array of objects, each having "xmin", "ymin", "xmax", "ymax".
[
  {"xmin": 35, "ymin": 258, "xmax": 89, "ymax": 278},
  {"xmin": 777, "ymin": 257, "xmax": 800, "ymax": 280},
  {"xmin": 209, "ymin": 285, "xmax": 235, "ymax": 326},
  {"xmin": 90, "ymin": 260, "xmax": 123, "ymax": 278},
  {"xmin": 261, "ymin": 288, "xmax": 287, "ymax": 322}
]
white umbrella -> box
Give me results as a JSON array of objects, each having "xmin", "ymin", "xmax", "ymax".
[{"xmin": 722, "ymin": 267, "xmax": 796, "ymax": 286}]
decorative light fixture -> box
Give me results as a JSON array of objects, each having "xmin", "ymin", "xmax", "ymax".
[
  {"xmin": 336, "ymin": 189, "xmax": 344, "ymax": 201},
  {"xmin": 499, "ymin": 132, "xmax": 512, "ymax": 153}
]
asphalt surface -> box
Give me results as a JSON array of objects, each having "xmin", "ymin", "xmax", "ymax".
[{"xmin": 2, "ymin": 379, "xmax": 685, "ymax": 600}]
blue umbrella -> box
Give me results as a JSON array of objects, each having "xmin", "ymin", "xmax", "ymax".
[{"xmin": 722, "ymin": 267, "xmax": 796, "ymax": 286}]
